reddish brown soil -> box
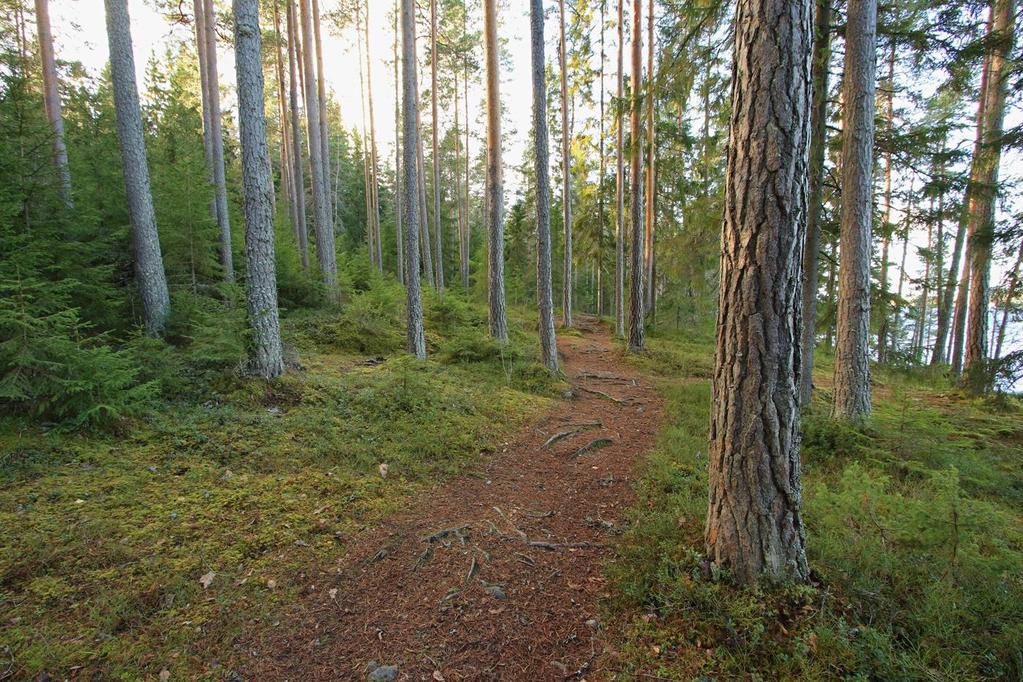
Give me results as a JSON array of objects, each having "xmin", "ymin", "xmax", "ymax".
[{"xmin": 237, "ymin": 317, "xmax": 663, "ymax": 681}]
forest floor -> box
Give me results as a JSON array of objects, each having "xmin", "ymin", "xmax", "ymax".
[{"xmin": 236, "ymin": 315, "xmax": 664, "ymax": 681}]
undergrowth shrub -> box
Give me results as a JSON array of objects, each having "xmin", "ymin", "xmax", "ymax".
[{"xmin": 306, "ymin": 283, "xmax": 404, "ymax": 355}]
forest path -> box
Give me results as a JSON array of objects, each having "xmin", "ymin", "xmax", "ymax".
[{"xmin": 239, "ymin": 316, "xmax": 664, "ymax": 681}]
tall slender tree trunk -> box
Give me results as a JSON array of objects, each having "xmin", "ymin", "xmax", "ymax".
[
  {"xmin": 463, "ymin": 23, "xmax": 471, "ymax": 290},
  {"xmin": 799, "ymin": 0, "xmax": 831, "ymax": 406},
  {"xmin": 286, "ymin": 0, "xmax": 309, "ymax": 269},
  {"xmin": 401, "ymin": 0, "xmax": 425, "ymax": 358},
  {"xmin": 892, "ymin": 187, "xmax": 913, "ymax": 355},
  {"xmin": 271, "ymin": 0, "xmax": 298, "ymax": 241},
  {"xmin": 627, "ymin": 0, "xmax": 645, "ymax": 351},
  {"xmin": 530, "ymin": 0, "xmax": 558, "ymax": 371},
  {"xmin": 597, "ymin": 0, "xmax": 606, "ymax": 318},
  {"xmin": 483, "ymin": 0, "xmax": 507, "ymax": 342},
  {"xmin": 356, "ymin": 5, "xmax": 376, "ymax": 264},
  {"xmin": 104, "ymin": 0, "xmax": 170, "ymax": 336},
  {"xmin": 933, "ymin": 38, "xmax": 992, "ymax": 365},
  {"xmin": 706, "ymin": 0, "xmax": 812, "ymax": 586},
  {"xmin": 34, "ymin": 0, "xmax": 72, "ymax": 205},
  {"xmin": 200, "ymin": 0, "xmax": 234, "ymax": 283},
  {"xmin": 875, "ymin": 44, "xmax": 896, "ymax": 361},
  {"xmin": 393, "ymin": 1, "xmax": 404, "ymax": 284},
  {"xmin": 454, "ymin": 65, "xmax": 465, "ymax": 289},
  {"xmin": 311, "ymin": 0, "xmax": 332, "ymax": 221},
  {"xmin": 430, "ymin": 0, "xmax": 444, "ymax": 290},
  {"xmin": 643, "ymin": 0, "xmax": 655, "ymax": 313},
  {"xmin": 416, "ymin": 106, "xmax": 435, "ymax": 286},
  {"xmin": 963, "ymin": 0, "xmax": 1015, "ymax": 392},
  {"xmin": 559, "ymin": 0, "xmax": 573, "ymax": 328},
  {"xmin": 299, "ymin": 0, "xmax": 337, "ymax": 289},
  {"xmin": 233, "ymin": 0, "xmax": 284, "ymax": 379},
  {"xmin": 832, "ymin": 0, "xmax": 877, "ymax": 424},
  {"xmin": 915, "ymin": 196, "xmax": 935, "ymax": 360},
  {"xmin": 614, "ymin": 0, "xmax": 625, "ymax": 338},
  {"xmin": 364, "ymin": 0, "xmax": 383, "ymax": 270},
  {"xmin": 994, "ymin": 244, "xmax": 1022, "ymax": 359},
  {"xmin": 193, "ymin": 0, "xmax": 216, "ymax": 226}
]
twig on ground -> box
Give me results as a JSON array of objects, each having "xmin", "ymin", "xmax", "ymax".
[
  {"xmin": 543, "ymin": 421, "xmax": 603, "ymax": 448},
  {"xmin": 572, "ymin": 438, "xmax": 614, "ymax": 458},
  {"xmin": 575, "ymin": 386, "xmax": 628, "ymax": 404}
]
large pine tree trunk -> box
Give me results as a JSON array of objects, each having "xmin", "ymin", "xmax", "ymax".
[
  {"xmin": 799, "ymin": 0, "xmax": 831, "ymax": 406},
  {"xmin": 201, "ymin": 0, "xmax": 234, "ymax": 283},
  {"xmin": 706, "ymin": 0, "xmax": 812, "ymax": 585},
  {"xmin": 530, "ymin": 0, "xmax": 558, "ymax": 372},
  {"xmin": 627, "ymin": 0, "xmax": 645, "ymax": 352},
  {"xmin": 614, "ymin": 0, "xmax": 625, "ymax": 338},
  {"xmin": 298, "ymin": 0, "xmax": 337, "ymax": 289},
  {"xmin": 643, "ymin": 0, "xmax": 655, "ymax": 314},
  {"xmin": 286, "ymin": 0, "xmax": 309, "ymax": 269},
  {"xmin": 233, "ymin": 0, "xmax": 284, "ymax": 379},
  {"xmin": 963, "ymin": 0, "xmax": 1015, "ymax": 392},
  {"xmin": 401, "ymin": 0, "xmax": 426, "ymax": 358},
  {"xmin": 483, "ymin": 0, "xmax": 507, "ymax": 342},
  {"xmin": 393, "ymin": 0, "xmax": 404, "ymax": 284},
  {"xmin": 559, "ymin": 0, "xmax": 573, "ymax": 328},
  {"xmin": 430, "ymin": 0, "xmax": 444, "ymax": 290},
  {"xmin": 34, "ymin": 0, "xmax": 72, "ymax": 205},
  {"xmin": 832, "ymin": 0, "xmax": 877, "ymax": 423},
  {"xmin": 104, "ymin": 0, "xmax": 170, "ymax": 336}
]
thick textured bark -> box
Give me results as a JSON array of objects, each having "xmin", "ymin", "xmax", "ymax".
[
  {"xmin": 285, "ymin": 0, "xmax": 309, "ymax": 269},
  {"xmin": 34, "ymin": 0, "xmax": 72, "ymax": 205},
  {"xmin": 559, "ymin": 0, "xmax": 573, "ymax": 328},
  {"xmin": 951, "ymin": 266, "xmax": 970, "ymax": 370},
  {"xmin": 401, "ymin": 0, "xmax": 425, "ymax": 359},
  {"xmin": 627, "ymin": 0, "xmax": 645, "ymax": 352},
  {"xmin": 430, "ymin": 0, "xmax": 444, "ymax": 290},
  {"xmin": 832, "ymin": 0, "xmax": 877, "ymax": 423},
  {"xmin": 643, "ymin": 0, "xmax": 655, "ymax": 313},
  {"xmin": 233, "ymin": 0, "xmax": 284, "ymax": 379},
  {"xmin": 483, "ymin": 0, "xmax": 507, "ymax": 342},
  {"xmin": 201, "ymin": 0, "xmax": 234, "ymax": 283},
  {"xmin": 530, "ymin": 0, "xmax": 558, "ymax": 372},
  {"xmin": 614, "ymin": 0, "xmax": 625, "ymax": 338},
  {"xmin": 799, "ymin": 0, "xmax": 830, "ymax": 406},
  {"xmin": 394, "ymin": 0, "xmax": 404, "ymax": 284},
  {"xmin": 963, "ymin": 0, "xmax": 1015, "ymax": 391},
  {"xmin": 934, "ymin": 41, "xmax": 992, "ymax": 365},
  {"xmin": 299, "ymin": 0, "xmax": 337, "ymax": 289},
  {"xmin": 104, "ymin": 0, "xmax": 170, "ymax": 336},
  {"xmin": 706, "ymin": 0, "xmax": 812, "ymax": 585},
  {"xmin": 875, "ymin": 44, "xmax": 896, "ymax": 361}
]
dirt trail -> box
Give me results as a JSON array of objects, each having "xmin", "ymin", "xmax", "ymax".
[{"xmin": 238, "ymin": 316, "xmax": 663, "ymax": 680}]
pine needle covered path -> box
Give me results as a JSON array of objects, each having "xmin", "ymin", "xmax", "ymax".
[{"xmin": 237, "ymin": 317, "xmax": 664, "ymax": 680}]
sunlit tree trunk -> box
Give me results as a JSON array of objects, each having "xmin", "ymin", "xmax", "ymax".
[
  {"xmin": 299, "ymin": 0, "xmax": 337, "ymax": 289},
  {"xmin": 104, "ymin": 0, "xmax": 170, "ymax": 336},
  {"xmin": 430, "ymin": 0, "xmax": 444, "ymax": 290},
  {"xmin": 483, "ymin": 0, "xmax": 507, "ymax": 342},
  {"xmin": 963, "ymin": 0, "xmax": 1015, "ymax": 392},
  {"xmin": 596, "ymin": 0, "xmax": 606, "ymax": 318},
  {"xmin": 799, "ymin": 0, "xmax": 831, "ymax": 406},
  {"xmin": 34, "ymin": 0, "xmax": 72, "ymax": 205},
  {"xmin": 615, "ymin": 0, "xmax": 625, "ymax": 338},
  {"xmin": 286, "ymin": 0, "xmax": 309, "ymax": 269},
  {"xmin": 643, "ymin": 0, "xmax": 655, "ymax": 314},
  {"xmin": 199, "ymin": 0, "xmax": 235, "ymax": 283},
  {"xmin": 530, "ymin": 0, "xmax": 558, "ymax": 371},
  {"xmin": 364, "ymin": 0, "xmax": 383, "ymax": 270},
  {"xmin": 628, "ymin": 0, "xmax": 645, "ymax": 351},
  {"xmin": 559, "ymin": 0, "xmax": 573, "ymax": 328},
  {"xmin": 706, "ymin": 0, "xmax": 812, "ymax": 585},
  {"xmin": 401, "ymin": 0, "xmax": 425, "ymax": 358},
  {"xmin": 233, "ymin": 0, "xmax": 284, "ymax": 379},
  {"xmin": 832, "ymin": 0, "xmax": 877, "ymax": 424},
  {"xmin": 193, "ymin": 0, "xmax": 215, "ymax": 222}
]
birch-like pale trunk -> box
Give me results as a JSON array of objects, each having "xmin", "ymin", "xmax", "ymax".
[
  {"xmin": 706, "ymin": 0, "xmax": 812, "ymax": 586},
  {"xmin": 627, "ymin": 0, "xmax": 645, "ymax": 351},
  {"xmin": 34, "ymin": 0, "xmax": 72, "ymax": 205},
  {"xmin": 799, "ymin": 0, "xmax": 831, "ymax": 406},
  {"xmin": 483, "ymin": 0, "xmax": 507, "ymax": 341},
  {"xmin": 530, "ymin": 0, "xmax": 558, "ymax": 371},
  {"xmin": 299, "ymin": 0, "xmax": 337, "ymax": 289},
  {"xmin": 401, "ymin": 0, "xmax": 426, "ymax": 358},
  {"xmin": 201, "ymin": 0, "xmax": 234, "ymax": 283},
  {"xmin": 286, "ymin": 0, "xmax": 309, "ymax": 269},
  {"xmin": 233, "ymin": 0, "xmax": 284, "ymax": 379},
  {"xmin": 614, "ymin": 0, "xmax": 625, "ymax": 338},
  {"xmin": 104, "ymin": 0, "xmax": 170, "ymax": 336},
  {"xmin": 832, "ymin": 0, "xmax": 877, "ymax": 423}
]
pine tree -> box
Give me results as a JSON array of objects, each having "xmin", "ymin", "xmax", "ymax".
[
  {"xmin": 401, "ymin": 0, "xmax": 426, "ymax": 358},
  {"xmin": 482, "ymin": 0, "xmax": 507, "ymax": 342},
  {"xmin": 33, "ymin": 0, "xmax": 72, "ymax": 205},
  {"xmin": 627, "ymin": 0, "xmax": 645, "ymax": 352}
]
